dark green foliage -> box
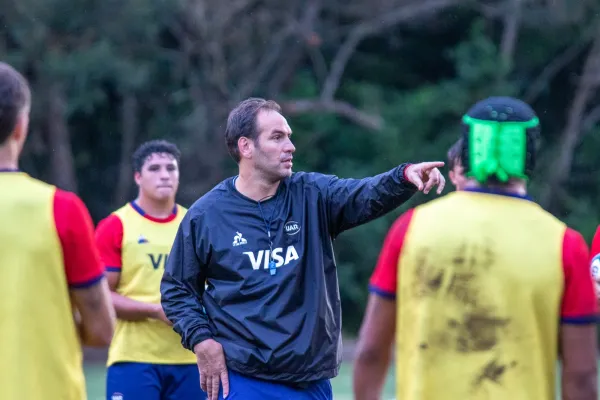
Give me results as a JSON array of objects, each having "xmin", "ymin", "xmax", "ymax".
[{"xmin": 3, "ymin": 0, "xmax": 600, "ymax": 336}]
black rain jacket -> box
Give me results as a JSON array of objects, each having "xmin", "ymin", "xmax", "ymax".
[{"xmin": 160, "ymin": 165, "xmax": 417, "ymax": 383}]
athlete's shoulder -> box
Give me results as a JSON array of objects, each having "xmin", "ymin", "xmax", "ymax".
[
  {"xmin": 15, "ymin": 173, "xmax": 58, "ymax": 201},
  {"xmin": 96, "ymin": 213, "xmax": 123, "ymax": 234},
  {"xmin": 25, "ymin": 174, "xmax": 56, "ymax": 190},
  {"xmin": 561, "ymin": 228, "xmax": 588, "ymax": 267},
  {"xmin": 95, "ymin": 204, "xmax": 126, "ymax": 241},
  {"xmin": 53, "ymin": 189, "xmax": 90, "ymax": 216},
  {"xmin": 186, "ymin": 178, "xmax": 232, "ymax": 219},
  {"xmin": 175, "ymin": 203, "xmax": 188, "ymax": 221},
  {"xmin": 285, "ymin": 171, "xmax": 340, "ymax": 195},
  {"xmin": 289, "ymin": 171, "xmax": 333, "ymax": 185},
  {"xmin": 530, "ymin": 203, "xmax": 567, "ymax": 231},
  {"xmin": 108, "ymin": 202, "xmax": 135, "ymax": 219}
]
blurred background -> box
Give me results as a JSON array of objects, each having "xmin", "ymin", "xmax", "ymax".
[{"xmin": 3, "ymin": 0, "xmax": 600, "ymax": 398}]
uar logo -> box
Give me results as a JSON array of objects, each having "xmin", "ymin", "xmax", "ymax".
[{"xmin": 284, "ymin": 221, "xmax": 301, "ymax": 235}]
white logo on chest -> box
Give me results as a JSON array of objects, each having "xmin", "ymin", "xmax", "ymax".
[
  {"xmin": 284, "ymin": 221, "xmax": 301, "ymax": 235},
  {"xmin": 243, "ymin": 245, "xmax": 299, "ymax": 270}
]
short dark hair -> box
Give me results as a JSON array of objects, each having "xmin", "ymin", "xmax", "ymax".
[
  {"xmin": 0, "ymin": 62, "xmax": 31, "ymax": 144},
  {"xmin": 447, "ymin": 137, "xmax": 463, "ymax": 170},
  {"xmin": 132, "ymin": 139, "xmax": 181, "ymax": 173},
  {"xmin": 225, "ymin": 97, "xmax": 282, "ymax": 163}
]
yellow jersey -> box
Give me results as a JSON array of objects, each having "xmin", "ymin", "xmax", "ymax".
[
  {"xmin": 0, "ymin": 171, "xmax": 106, "ymax": 400},
  {"xmin": 96, "ymin": 201, "xmax": 196, "ymax": 366},
  {"xmin": 369, "ymin": 189, "xmax": 598, "ymax": 400}
]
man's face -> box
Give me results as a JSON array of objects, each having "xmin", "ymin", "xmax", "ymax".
[
  {"xmin": 251, "ymin": 110, "xmax": 296, "ymax": 181},
  {"xmin": 449, "ymin": 160, "xmax": 467, "ymax": 191},
  {"xmin": 134, "ymin": 153, "xmax": 179, "ymax": 202}
]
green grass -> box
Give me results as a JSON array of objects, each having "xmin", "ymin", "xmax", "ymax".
[{"xmin": 84, "ymin": 362, "xmax": 396, "ymax": 400}]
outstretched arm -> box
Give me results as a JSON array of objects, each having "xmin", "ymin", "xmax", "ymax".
[{"xmin": 322, "ymin": 162, "xmax": 444, "ymax": 236}]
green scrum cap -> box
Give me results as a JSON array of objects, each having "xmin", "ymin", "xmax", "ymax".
[{"xmin": 461, "ymin": 97, "xmax": 540, "ymax": 184}]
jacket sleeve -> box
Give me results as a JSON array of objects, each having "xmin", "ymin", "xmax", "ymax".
[
  {"xmin": 160, "ymin": 212, "xmax": 213, "ymax": 351},
  {"xmin": 320, "ymin": 163, "xmax": 418, "ymax": 236}
]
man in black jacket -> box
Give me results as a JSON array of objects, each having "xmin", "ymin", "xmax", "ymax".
[{"xmin": 160, "ymin": 97, "xmax": 445, "ymax": 400}]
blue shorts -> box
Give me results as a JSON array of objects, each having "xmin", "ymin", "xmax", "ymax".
[
  {"xmin": 106, "ymin": 362, "xmax": 206, "ymax": 400},
  {"xmin": 216, "ymin": 369, "xmax": 333, "ymax": 400}
]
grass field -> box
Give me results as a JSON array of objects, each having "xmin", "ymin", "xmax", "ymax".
[{"xmin": 84, "ymin": 362, "xmax": 396, "ymax": 400}]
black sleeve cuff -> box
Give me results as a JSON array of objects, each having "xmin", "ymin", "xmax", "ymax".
[
  {"xmin": 398, "ymin": 163, "xmax": 418, "ymax": 191},
  {"xmin": 186, "ymin": 326, "xmax": 213, "ymax": 352}
]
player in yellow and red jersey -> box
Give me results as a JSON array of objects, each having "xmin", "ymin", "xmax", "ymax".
[
  {"xmin": 353, "ymin": 96, "xmax": 599, "ymax": 400},
  {"xmin": 0, "ymin": 62, "xmax": 115, "ymax": 400},
  {"xmin": 95, "ymin": 140, "xmax": 204, "ymax": 400}
]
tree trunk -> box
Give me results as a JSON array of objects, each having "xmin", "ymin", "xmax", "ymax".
[
  {"xmin": 540, "ymin": 29, "xmax": 600, "ymax": 210},
  {"xmin": 47, "ymin": 82, "xmax": 78, "ymax": 192},
  {"xmin": 499, "ymin": 0, "xmax": 522, "ymax": 74},
  {"xmin": 114, "ymin": 93, "xmax": 138, "ymax": 205}
]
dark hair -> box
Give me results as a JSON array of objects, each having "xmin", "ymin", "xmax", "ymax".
[
  {"xmin": 460, "ymin": 96, "xmax": 540, "ymax": 179},
  {"xmin": 447, "ymin": 137, "xmax": 463, "ymax": 170},
  {"xmin": 0, "ymin": 62, "xmax": 31, "ymax": 144},
  {"xmin": 132, "ymin": 139, "xmax": 181, "ymax": 173},
  {"xmin": 225, "ymin": 97, "xmax": 282, "ymax": 163}
]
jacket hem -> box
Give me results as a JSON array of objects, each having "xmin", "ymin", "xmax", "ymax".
[{"xmin": 225, "ymin": 357, "xmax": 341, "ymax": 383}]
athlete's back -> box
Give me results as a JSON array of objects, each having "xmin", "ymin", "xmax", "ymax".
[
  {"xmin": 0, "ymin": 62, "xmax": 114, "ymax": 400},
  {"xmin": 354, "ymin": 96, "xmax": 598, "ymax": 400},
  {"xmin": 394, "ymin": 189, "xmax": 585, "ymax": 399},
  {"xmin": 0, "ymin": 173, "xmax": 113, "ymax": 399}
]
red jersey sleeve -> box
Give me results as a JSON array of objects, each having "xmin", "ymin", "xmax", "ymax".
[
  {"xmin": 54, "ymin": 190, "xmax": 105, "ymax": 288},
  {"xmin": 368, "ymin": 209, "xmax": 415, "ymax": 299},
  {"xmin": 94, "ymin": 214, "xmax": 123, "ymax": 272},
  {"xmin": 560, "ymin": 227, "xmax": 599, "ymax": 324}
]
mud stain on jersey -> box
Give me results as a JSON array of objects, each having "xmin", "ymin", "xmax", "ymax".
[
  {"xmin": 473, "ymin": 358, "xmax": 518, "ymax": 389},
  {"xmin": 414, "ymin": 253, "xmax": 445, "ymax": 297},
  {"xmin": 448, "ymin": 311, "xmax": 511, "ymax": 353}
]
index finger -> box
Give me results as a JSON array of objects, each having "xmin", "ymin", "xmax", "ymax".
[{"xmin": 417, "ymin": 161, "xmax": 445, "ymax": 170}]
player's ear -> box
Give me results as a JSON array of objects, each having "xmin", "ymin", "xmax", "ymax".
[
  {"xmin": 238, "ymin": 136, "xmax": 253, "ymax": 160},
  {"xmin": 449, "ymin": 169, "xmax": 458, "ymax": 186},
  {"xmin": 134, "ymin": 171, "xmax": 142, "ymax": 186},
  {"xmin": 12, "ymin": 110, "xmax": 29, "ymax": 143}
]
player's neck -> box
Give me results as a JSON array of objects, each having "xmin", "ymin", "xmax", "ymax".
[
  {"xmin": 464, "ymin": 179, "xmax": 527, "ymax": 196},
  {"xmin": 235, "ymin": 170, "xmax": 281, "ymax": 202},
  {"xmin": 134, "ymin": 195, "xmax": 175, "ymax": 219},
  {"xmin": 0, "ymin": 144, "xmax": 19, "ymax": 170}
]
